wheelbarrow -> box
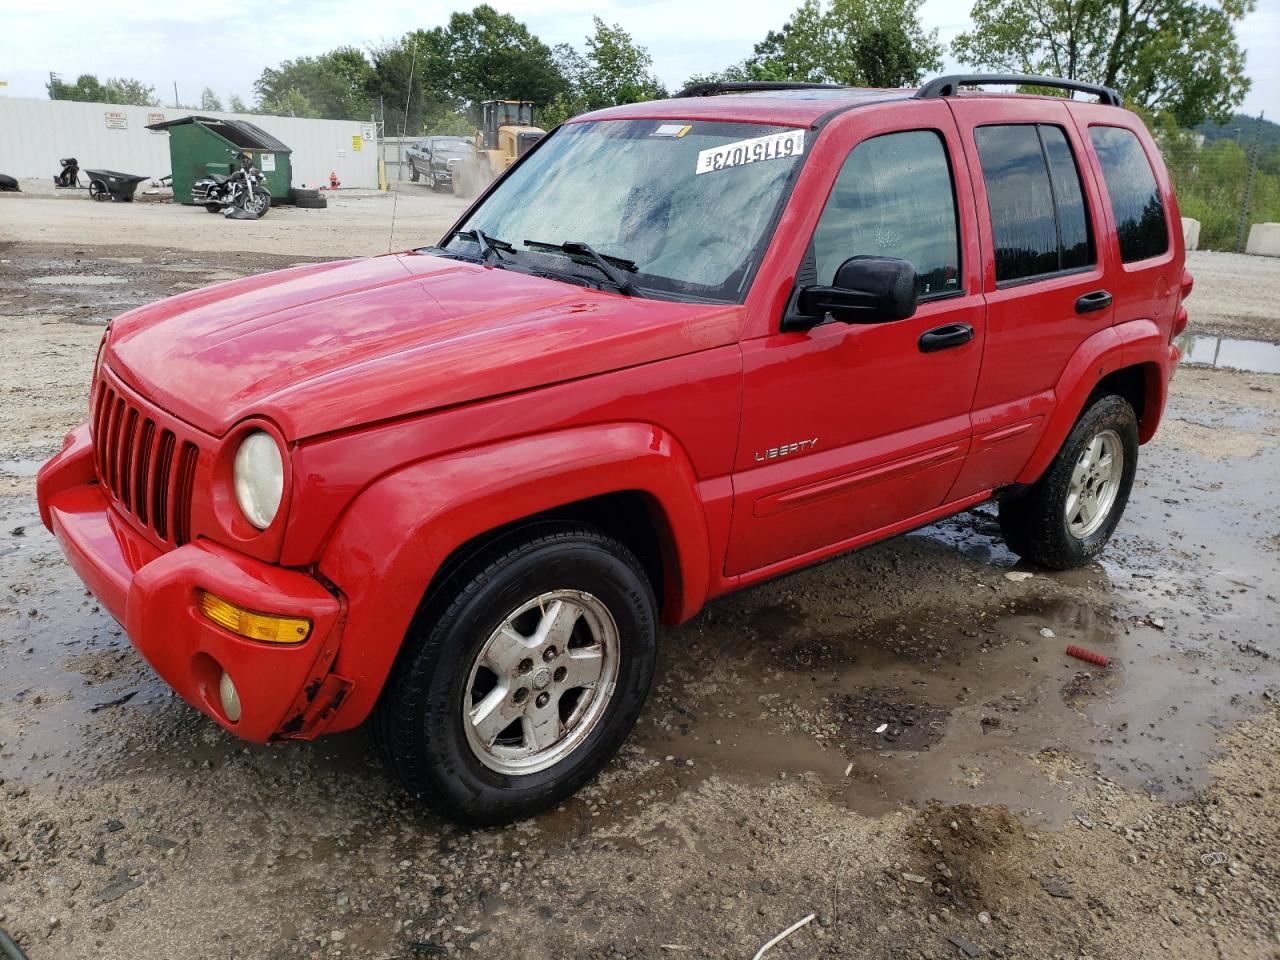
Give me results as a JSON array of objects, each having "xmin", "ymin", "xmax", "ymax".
[{"xmin": 84, "ymin": 169, "xmax": 148, "ymax": 202}]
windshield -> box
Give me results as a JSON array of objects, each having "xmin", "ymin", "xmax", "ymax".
[
  {"xmin": 442, "ymin": 119, "xmax": 809, "ymax": 303},
  {"xmin": 432, "ymin": 138, "xmax": 470, "ymax": 155}
]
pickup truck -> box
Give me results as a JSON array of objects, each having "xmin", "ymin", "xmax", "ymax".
[
  {"xmin": 405, "ymin": 135, "xmax": 472, "ymax": 190},
  {"xmin": 38, "ymin": 74, "xmax": 1190, "ymax": 825}
]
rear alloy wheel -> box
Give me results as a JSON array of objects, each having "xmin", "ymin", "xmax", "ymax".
[
  {"xmin": 998, "ymin": 394, "xmax": 1138, "ymax": 569},
  {"xmin": 373, "ymin": 525, "xmax": 656, "ymax": 825}
]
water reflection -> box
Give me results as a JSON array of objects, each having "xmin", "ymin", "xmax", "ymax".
[{"xmin": 1176, "ymin": 332, "xmax": 1280, "ymax": 374}]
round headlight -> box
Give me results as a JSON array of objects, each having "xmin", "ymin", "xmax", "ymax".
[{"xmin": 233, "ymin": 431, "xmax": 284, "ymax": 530}]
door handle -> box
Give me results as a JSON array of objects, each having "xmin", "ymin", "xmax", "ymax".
[
  {"xmin": 1075, "ymin": 289, "xmax": 1113, "ymax": 314},
  {"xmin": 918, "ymin": 323, "xmax": 974, "ymax": 353}
]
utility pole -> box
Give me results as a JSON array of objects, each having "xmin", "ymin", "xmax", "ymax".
[
  {"xmin": 1234, "ymin": 111, "xmax": 1264, "ymax": 254},
  {"xmin": 173, "ymin": 81, "xmax": 179, "ymax": 110},
  {"xmin": 49, "ymin": 71, "xmax": 59, "ymax": 99}
]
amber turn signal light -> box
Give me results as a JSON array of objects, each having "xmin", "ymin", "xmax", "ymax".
[{"xmin": 198, "ymin": 591, "xmax": 311, "ymax": 644}]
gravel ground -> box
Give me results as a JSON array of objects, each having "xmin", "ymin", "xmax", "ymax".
[{"xmin": 0, "ymin": 194, "xmax": 1278, "ymax": 959}]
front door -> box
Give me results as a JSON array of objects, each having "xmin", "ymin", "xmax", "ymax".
[{"xmin": 727, "ymin": 112, "xmax": 985, "ymax": 577}]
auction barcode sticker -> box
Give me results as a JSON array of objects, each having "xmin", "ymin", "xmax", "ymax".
[{"xmin": 695, "ymin": 129, "xmax": 805, "ymax": 175}]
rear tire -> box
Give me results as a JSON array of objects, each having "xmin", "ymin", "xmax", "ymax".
[
  {"xmin": 372, "ymin": 525, "xmax": 657, "ymax": 826},
  {"xmin": 998, "ymin": 394, "xmax": 1138, "ymax": 569},
  {"xmin": 204, "ymin": 203, "xmax": 221, "ymax": 213}
]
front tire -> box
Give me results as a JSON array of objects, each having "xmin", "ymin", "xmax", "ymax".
[
  {"xmin": 238, "ymin": 189, "xmax": 270, "ymax": 219},
  {"xmin": 409, "ymin": 162, "xmax": 420, "ymax": 182},
  {"xmin": 373, "ymin": 525, "xmax": 657, "ymax": 825},
  {"xmin": 998, "ymin": 394, "xmax": 1139, "ymax": 569}
]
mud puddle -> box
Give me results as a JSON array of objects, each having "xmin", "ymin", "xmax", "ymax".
[{"xmin": 1177, "ymin": 331, "xmax": 1280, "ymax": 374}]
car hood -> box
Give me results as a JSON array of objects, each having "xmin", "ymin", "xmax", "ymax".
[{"xmin": 105, "ymin": 253, "xmax": 744, "ymax": 441}]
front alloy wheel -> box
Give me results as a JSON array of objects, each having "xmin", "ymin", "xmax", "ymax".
[
  {"xmin": 372, "ymin": 524, "xmax": 656, "ymax": 825},
  {"xmin": 463, "ymin": 590, "xmax": 619, "ymax": 775}
]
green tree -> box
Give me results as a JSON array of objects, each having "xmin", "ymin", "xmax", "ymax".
[
  {"xmin": 200, "ymin": 88, "xmax": 223, "ymax": 112},
  {"xmin": 254, "ymin": 47, "xmax": 373, "ymax": 119},
  {"xmin": 541, "ymin": 19, "xmax": 667, "ymax": 126},
  {"xmin": 47, "ymin": 73, "xmax": 159, "ymax": 106},
  {"xmin": 425, "ymin": 5, "xmax": 567, "ymax": 107},
  {"xmin": 371, "ymin": 9, "xmax": 565, "ymax": 134},
  {"xmin": 951, "ymin": 0, "xmax": 1253, "ymax": 126},
  {"xmin": 686, "ymin": 0, "xmax": 943, "ymax": 90},
  {"xmin": 228, "ymin": 94, "xmax": 249, "ymax": 114}
]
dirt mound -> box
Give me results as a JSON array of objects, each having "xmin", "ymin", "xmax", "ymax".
[{"xmin": 908, "ymin": 803, "xmax": 1029, "ymax": 908}]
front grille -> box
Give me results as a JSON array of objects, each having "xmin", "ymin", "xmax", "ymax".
[{"xmin": 92, "ymin": 382, "xmax": 198, "ymax": 546}]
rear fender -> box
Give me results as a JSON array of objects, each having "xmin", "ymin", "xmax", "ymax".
[
  {"xmin": 317, "ymin": 422, "xmax": 710, "ymax": 732},
  {"xmin": 1016, "ymin": 319, "xmax": 1173, "ymax": 484}
]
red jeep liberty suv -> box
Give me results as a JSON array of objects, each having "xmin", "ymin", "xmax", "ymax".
[{"xmin": 37, "ymin": 74, "xmax": 1190, "ymax": 824}]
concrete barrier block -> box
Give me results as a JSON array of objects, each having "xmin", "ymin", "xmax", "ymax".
[
  {"xmin": 1181, "ymin": 218, "xmax": 1201, "ymax": 251},
  {"xmin": 1246, "ymin": 222, "xmax": 1280, "ymax": 257}
]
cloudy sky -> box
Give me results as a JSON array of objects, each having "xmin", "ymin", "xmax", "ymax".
[{"xmin": 2, "ymin": 0, "xmax": 1276, "ymax": 118}]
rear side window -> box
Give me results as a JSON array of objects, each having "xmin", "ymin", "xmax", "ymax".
[
  {"xmin": 974, "ymin": 124, "xmax": 1095, "ymax": 284},
  {"xmin": 1088, "ymin": 126, "xmax": 1169, "ymax": 263},
  {"xmin": 812, "ymin": 130, "xmax": 961, "ymax": 298}
]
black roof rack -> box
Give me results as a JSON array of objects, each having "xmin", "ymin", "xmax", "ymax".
[
  {"xmin": 675, "ymin": 81, "xmax": 850, "ymax": 99},
  {"xmin": 915, "ymin": 73, "xmax": 1123, "ymax": 107}
]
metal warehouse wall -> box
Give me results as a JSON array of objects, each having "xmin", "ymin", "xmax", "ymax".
[{"xmin": 0, "ymin": 98, "xmax": 380, "ymax": 189}]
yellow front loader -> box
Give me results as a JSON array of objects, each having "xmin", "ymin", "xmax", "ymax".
[{"xmin": 452, "ymin": 100, "xmax": 545, "ymax": 198}]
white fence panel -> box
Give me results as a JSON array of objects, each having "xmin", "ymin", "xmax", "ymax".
[{"xmin": 0, "ymin": 97, "xmax": 380, "ymax": 189}]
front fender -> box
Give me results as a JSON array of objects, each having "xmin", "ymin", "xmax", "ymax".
[
  {"xmin": 1016, "ymin": 319, "xmax": 1176, "ymax": 485},
  {"xmin": 317, "ymin": 422, "xmax": 711, "ymax": 732}
]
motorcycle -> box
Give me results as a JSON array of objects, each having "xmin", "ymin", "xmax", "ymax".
[{"xmin": 191, "ymin": 153, "xmax": 271, "ymax": 219}]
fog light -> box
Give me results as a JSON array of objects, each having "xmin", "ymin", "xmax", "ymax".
[
  {"xmin": 199, "ymin": 591, "xmax": 311, "ymax": 644},
  {"xmin": 219, "ymin": 671, "xmax": 242, "ymax": 723}
]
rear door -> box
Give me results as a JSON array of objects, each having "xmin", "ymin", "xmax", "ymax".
[
  {"xmin": 727, "ymin": 103, "xmax": 985, "ymax": 577},
  {"xmin": 945, "ymin": 98, "xmax": 1115, "ymax": 498}
]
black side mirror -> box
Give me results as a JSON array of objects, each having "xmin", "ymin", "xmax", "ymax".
[{"xmin": 795, "ymin": 256, "xmax": 918, "ymax": 326}]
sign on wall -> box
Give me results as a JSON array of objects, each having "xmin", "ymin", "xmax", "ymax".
[
  {"xmin": 147, "ymin": 111, "xmax": 166, "ymax": 129},
  {"xmin": 260, "ymin": 153, "xmax": 276, "ymax": 172},
  {"xmin": 351, "ymin": 135, "xmax": 363, "ymax": 152},
  {"xmin": 104, "ymin": 111, "xmax": 127, "ymax": 130}
]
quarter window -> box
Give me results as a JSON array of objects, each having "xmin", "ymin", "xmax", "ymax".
[
  {"xmin": 812, "ymin": 130, "xmax": 961, "ymax": 298},
  {"xmin": 1088, "ymin": 125, "xmax": 1169, "ymax": 263},
  {"xmin": 974, "ymin": 124, "xmax": 1095, "ymax": 284}
]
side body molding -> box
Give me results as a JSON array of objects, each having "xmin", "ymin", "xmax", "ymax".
[{"xmin": 317, "ymin": 422, "xmax": 712, "ymax": 732}]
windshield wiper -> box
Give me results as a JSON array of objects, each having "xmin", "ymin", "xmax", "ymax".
[
  {"xmin": 524, "ymin": 239, "xmax": 644, "ymax": 297},
  {"xmin": 455, "ymin": 228, "xmax": 514, "ymax": 264}
]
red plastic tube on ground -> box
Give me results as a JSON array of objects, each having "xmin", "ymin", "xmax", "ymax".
[{"xmin": 1066, "ymin": 645, "xmax": 1109, "ymax": 668}]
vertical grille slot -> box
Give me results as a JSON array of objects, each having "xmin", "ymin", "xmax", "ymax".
[
  {"xmin": 117, "ymin": 409, "xmax": 139, "ymax": 509},
  {"xmin": 174, "ymin": 442, "xmax": 199, "ymax": 546},
  {"xmin": 134, "ymin": 420, "xmax": 156, "ymax": 524},
  {"xmin": 152, "ymin": 430, "xmax": 176, "ymax": 541},
  {"xmin": 104, "ymin": 397, "xmax": 125, "ymax": 495}
]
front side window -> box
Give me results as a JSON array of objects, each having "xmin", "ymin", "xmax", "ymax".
[
  {"xmin": 444, "ymin": 119, "xmax": 808, "ymax": 303},
  {"xmin": 811, "ymin": 129, "xmax": 961, "ymax": 298},
  {"xmin": 1088, "ymin": 125, "xmax": 1169, "ymax": 263},
  {"xmin": 974, "ymin": 124, "xmax": 1095, "ymax": 284}
]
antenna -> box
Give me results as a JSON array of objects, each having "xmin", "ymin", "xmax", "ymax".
[{"xmin": 388, "ymin": 39, "xmax": 418, "ymax": 254}]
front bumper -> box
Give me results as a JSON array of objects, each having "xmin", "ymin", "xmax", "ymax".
[{"xmin": 37, "ymin": 425, "xmax": 349, "ymax": 742}]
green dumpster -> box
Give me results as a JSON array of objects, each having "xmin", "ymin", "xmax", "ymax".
[{"xmin": 146, "ymin": 115, "xmax": 293, "ymax": 205}]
